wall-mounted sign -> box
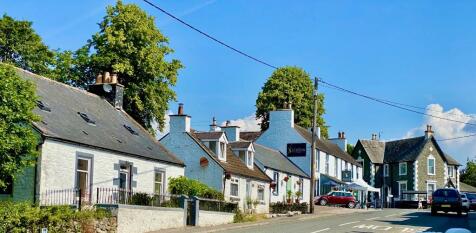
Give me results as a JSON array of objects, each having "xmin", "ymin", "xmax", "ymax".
[
  {"xmin": 287, "ymin": 143, "xmax": 306, "ymax": 157},
  {"xmin": 342, "ymin": 170, "xmax": 352, "ymax": 182},
  {"xmin": 199, "ymin": 157, "xmax": 209, "ymax": 167}
]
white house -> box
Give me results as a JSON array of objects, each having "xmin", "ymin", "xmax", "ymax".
[
  {"xmin": 3, "ymin": 69, "xmax": 185, "ymax": 204},
  {"xmin": 254, "ymin": 106, "xmax": 363, "ymax": 196},
  {"xmin": 160, "ymin": 107, "xmax": 271, "ymax": 213}
]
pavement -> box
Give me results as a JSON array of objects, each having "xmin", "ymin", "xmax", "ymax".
[{"xmin": 152, "ymin": 207, "xmax": 476, "ymax": 233}]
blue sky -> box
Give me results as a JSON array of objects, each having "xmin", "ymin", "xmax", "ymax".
[{"xmin": 2, "ymin": 0, "xmax": 475, "ymax": 164}]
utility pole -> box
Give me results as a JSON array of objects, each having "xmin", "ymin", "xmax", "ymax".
[{"xmin": 310, "ymin": 77, "xmax": 318, "ymax": 214}]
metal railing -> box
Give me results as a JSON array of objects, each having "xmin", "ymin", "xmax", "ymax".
[
  {"xmin": 197, "ymin": 197, "xmax": 237, "ymax": 213},
  {"xmin": 96, "ymin": 187, "xmax": 181, "ymax": 208},
  {"xmin": 38, "ymin": 188, "xmax": 88, "ymax": 207}
]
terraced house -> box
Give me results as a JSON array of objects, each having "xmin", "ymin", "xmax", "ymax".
[
  {"xmin": 352, "ymin": 125, "xmax": 461, "ymax": 205},
  {"xmin": 0, "ymin": 68, "xmax": 185, "ymax": 204},
  {"xmin": 160, "ymin": 106, "xmax": 271, "ymax": 213}
]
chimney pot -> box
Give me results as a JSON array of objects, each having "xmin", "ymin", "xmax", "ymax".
[
  {"xmin": 226, "ymin": 120, "xmax": 231, "ymax": 126},
  {"xmin": 103, "ymin": 72, "xmax": 111, "ymax": 83},
  {"xmin": 341, "ymin": 132, "xmax": 346, "ymax": 139},
  {"xmin": 111, "ymin": 73, "xmax": 118, "ymax": 84},
  {"xmin": 178, "ymin": 103, "xmax": 184, "ymax": 115},
  {"xmin": 96, "ymin": 74, "xmax": 103, "ymax": 84}
]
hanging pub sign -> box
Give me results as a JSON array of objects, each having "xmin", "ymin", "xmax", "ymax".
[
  {"xmin": 342, "ymin": 170, "xmax": 352, "ymax": 182},
  {"xmin": 287, "ymin": 143, "xmax": 306, "ymax": 157}
]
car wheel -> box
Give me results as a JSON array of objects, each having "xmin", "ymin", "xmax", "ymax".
[
  {"xmin": 347, "ymin": 202, "xmax": 355, "ymax": 208},
  {"xmin": 320, "ymin": 199, "xmax": 328, "ymax": 206}
]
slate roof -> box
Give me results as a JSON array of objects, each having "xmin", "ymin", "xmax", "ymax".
[
  {"xmin": 17, "ymin": 68, "xmax": 184, "ymax": 166},
  {"xmin": 357, "ymin": 140, "xmax": 386, "ymax": 164},
  {"xmin": 240, "ymin": 131, "xmax": 262, "ymax": 142},
  {"xmin": 294, "ymin": 125, "xmax": 361, "ymax": 166},
  {"xmin": 229, "ymin": 141, "xmax": 253, "ymax": 149},
  {"xmin": 357, "ymin": 136, "xmax": 461, "ymax": 166},
  {"xmin": 460, "ymin": 182, "xmax": 476, "ymax": 193},
  {"xmin": 187, "ymin": 132, "xmax": 271, "ymax": 182},
  {"xmin": 194, "ymin": 131, "xmax": 224, "ymax": 140},
  {"xmin": 253, "ymin": 144, "xmax": 308, "ymax": 178}
]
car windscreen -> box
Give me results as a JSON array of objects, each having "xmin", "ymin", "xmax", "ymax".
[
  {"xmin": 435, "ymin": 190, "xmax": 458, "ymax": 197},
  {"xmin": 466, "ymin": 193, "xmax": 476, "ymax": 199}
]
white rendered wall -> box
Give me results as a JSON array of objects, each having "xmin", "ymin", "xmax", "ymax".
[{"xmin": 223, "ymin": 174, "xmax": 270, "ymax": 214}]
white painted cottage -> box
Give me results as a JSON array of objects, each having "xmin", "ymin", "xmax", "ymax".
[
  {"xmin": 254, "ymin": 107, "xmax": 364, "ymax": 196},
  {"xmin": 160, "ymin": 106, "xmax": 272, "ymax": 213},
  {"xmin": 11, "ymin": 69, "xmax": 185, "ymax": 204}
]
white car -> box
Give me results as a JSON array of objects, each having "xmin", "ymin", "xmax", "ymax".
[{"xmin": 460, "ymin": 193, "xmax": 470, "ymax": 212}]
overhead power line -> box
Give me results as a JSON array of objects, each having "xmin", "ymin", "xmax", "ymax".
[
  {"xmin": 141, "ymin": 0, "xmax": 475, "ymax": 128},
  {"xmin": 437, "ymin": 133, "xmax": 476, "ymax": 142},
  {"xmin": 141, "ymin": 0, "xmax": 278, "ymax": 70}
]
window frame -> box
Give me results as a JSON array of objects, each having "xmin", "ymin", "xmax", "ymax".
[
  {"xmin": 272, "ymin": 172, "xmax": 279, "ymax": 196},
  {"xmin": 154, "ymin": 169, "xmax": 165, "ymax": 195},
  {"xmin": 230, "ymin": 178, "xmax": 239, "ymax": 198},
  {"xmin": 384, "ymin": 164, "xmax": 389, "ymax": 177},
  {"xmin": 398, "ymin": 181, "xmax": 408, "ymax": 200},
  {"xmin": 399, "ymin": 162, "xmax": 407, "ymax": 176},
  {"xmin": 448, "ymin": 166, "xmax": 454, "ymax": 178},
  {"xmin": 325, "ymin": 154, "xmax": 329, "ymax": 175},
  {"xmin": 427, "ymin": 156, "xmax": 435, "ymax": 176},
  {"xmin": 427, "ymin": 182, "xmax": 436, "ymax": 200},
  {"xmin": 257, "ymin": 185, "xmax": 265, "ymax": 202},
  {"xmin": 219, "ymin": 142, "xmax": 226, "ymax": 160},
  {"xmin": 246, "ymin": 151, "xmax": 254, "ymax": 168}
]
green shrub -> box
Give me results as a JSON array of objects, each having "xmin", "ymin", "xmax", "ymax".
[
  {"xmin": 131, "ymin": 192, "xmax": 151, "ymax": 206},
  {"xmin": 0, "ymin": 201, "xmax": 111, "ymax": 233},
  {"xmin": 168, "ymin": 176, "xmax": 224, "ymax": 200},
  {"xmin": 270, "ymin": 202, "xmax": 308, "ymax": 214},
  {"xmin": 233, "ymin": 209, "xmax": 258, "ymax": 223}
]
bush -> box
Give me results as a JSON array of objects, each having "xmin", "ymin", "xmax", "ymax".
[
  {"xmin": 130, "ymin": 192, "xmax": 151, "ymax": 206},
  {"xmin": 168, "ymin": 176, "xmax": 224, "ymax": 200},
  {"xmin": 270, "ymin": 202, "xmax": 308, "ymax": 214},
  {"xmin": 0, "ymin": 201, "xmax": 111, "ymax": 233}
]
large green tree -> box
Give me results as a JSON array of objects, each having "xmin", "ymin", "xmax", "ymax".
[
  {"xmin": 0, "ymin": 14, "xmax": 54, "ymax": 76},
  {"xmin": 0, "ymin": 63, "xmax": 39, "ymax": 190},
  {"xmin": 256, "ymin": 66, "xmax": 328, "ymax": 138},
  {"xmin": 58, "ymin": 1, "xmax": 182, "ymax": 134},
  {"xmin": 460, "ymin": 160, "xmax": 476, "ymax": 187}
]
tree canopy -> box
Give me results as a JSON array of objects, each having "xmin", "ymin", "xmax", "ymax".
[
  {"xmin": 0, "ymin": 14, "xmax": 54, "ymax": 76},
  {"xmin": 0, "ymin": 63, "xmax": 39, "ymax": 190},
  {"xmin": 256, "ymin": 66, "xmax": 328, "ymax": 138},
  {"xmin": 460, "ymin": 160, "xmax": 476, "ymax": 187}
]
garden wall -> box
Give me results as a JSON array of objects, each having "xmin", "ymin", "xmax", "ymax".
[
  {"xmin": 197, "ymin": 210, "xmax": 234, "ymax": 226},
  {"xmin": 114, "ymin": 204, "xmax": 185, "ymax": 233}
]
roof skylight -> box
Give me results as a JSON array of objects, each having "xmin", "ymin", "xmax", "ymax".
[
  {"xmin": 123, "ymin": 124, "xmax": 139, "ymax": 135},
  {"xmin": 77, "ymin": 112, "xmax": 96, "ymax": 125},
  {"xmin": 36, "ymin": 100, "xmax": 51, "ymax": 112}
]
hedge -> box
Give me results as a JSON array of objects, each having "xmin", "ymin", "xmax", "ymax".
[
  {"xmin": 0, "ymin": 201, "xmax": 111, "ymax": 233},
  {"xmin": 270, "ymin": 202, "xmax": 308, "ymax": 214},
  {"xmin": 168, "ymin": 176, "xmax": 224, "ymax": 200}
]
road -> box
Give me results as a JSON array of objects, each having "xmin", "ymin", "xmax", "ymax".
[{"xmin": 220, "ymin": 209, "xmax": 475, "ymax": 233}]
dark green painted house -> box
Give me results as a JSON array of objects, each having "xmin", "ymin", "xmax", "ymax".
[{"xmin": 351, "ymin": 125, "xmax": 461, "ymax": 205}]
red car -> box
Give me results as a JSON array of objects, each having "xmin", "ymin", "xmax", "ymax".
[{"xmin": 315, "ymin": 191, "xmax": 356, "ymax": 208}]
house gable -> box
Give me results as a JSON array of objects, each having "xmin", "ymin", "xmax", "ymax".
[{"xmin": 414, "ymin": 138, "xmax": 449, "ymax": 192}]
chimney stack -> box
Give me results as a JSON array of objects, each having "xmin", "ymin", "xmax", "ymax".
[
  {"xmin": 329, "ymin": 131, "xmax": 347, "ymax": 152},
  {"xmin": 210, "ymin": 117, "xmax": 218, "ymax": 131},
  {"xmin": 89, "ymin": 71, "xmax": 124, "ymax": 109},
  {"xmin": 221, "ymin": 121, "xmax": 240, "ymax": 142},
  {"xmin": 371, "ymin": 133, "xmax": 377, "ymax": 140},
  {"xmin": 341, "ymin": 131, "xmax": 346, "ymax": 139},
  {"xmin": 178, "ymin": 103, "xmax": 184, "ymax": 115},
  {"xmin": 425, "ymin": 125, "xmax": 434, "ymax": 139}
]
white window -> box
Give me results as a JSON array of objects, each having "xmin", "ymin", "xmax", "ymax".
[
  {"xmin": 219, "ymin": 142, "xmax": 226, "ymax": 160},
  {"xmin": 272, "ymin": 172, "xmax": 279, "ymax": 196},
  {"xmin": 399, "ymin": 162, "xmax": 407, "ymax": 176},
  {"xmin": 325, "ymin": 154, "xmax": 329, "ymax": 175},
  {"xmin": 246, "ymin": 151, "xmax": 254, "ymax": 168},
  {"xmin": 448, "ymin": 166, "xmax": 454, "ymax": 178},
  {"xmin": 119, "ymin": 163, "xmax": 132, "ymax": 191},
  {"xmin": 384, "ymin": 164, "xmax": 389, "ymax": 177},
  {"xmin": 428, "ymin": 156, "xmax": 435, "ymax": 175},
  {"xmin": 257, "ymin": 185, "xmax": 265, "ymax": 201},
  {"xmin": 334, "ymin": 158, "xmax": 338, "ymax": 177},
  {"xmin": 398, "ymin": 181, "xmax": 407, "ymax": 199},
  {"xmin": 427, "ymin": 183, "xmax": 436, "ymax": 200},
  {"xmin": 154, "ymin": 171, "xmax": 165, "ymax": 195},
  {"xmin": 209, "ymin": 141, "xmax": 217, "ymax": 154},
  {"xmin": 230, "ymin": 179, "xmax": 239, "ymax": 197},
  {"xmin": 238, "ymin": 150, "xmax": 246, "ymax": 161},
  {"xmin": 76, "ymin": 157, "xmax": 92, "ymax": 199}
]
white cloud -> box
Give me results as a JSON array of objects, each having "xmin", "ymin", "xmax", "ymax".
[
  {"xmin": 221, "ymin": 115, "xmax": 261, "ymax": 132},
  {"xmin": 405, "ymin": 104, "xmax": 476, "ymax": 165}
]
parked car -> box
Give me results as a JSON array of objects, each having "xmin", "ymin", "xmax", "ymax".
[
  {"xmin": 431, "ymin": 188, "xmax": 468, "ymax": 216},
  {"xmin": 460, "ymin": 193, "xmax": 470, "ymax": 212},
  {"xmin": 466, "ymin": 193, "xmax": 476, "ymax": 211},
  {"xmin": 315, "ymin": 191, "xmax": 356, "ymax": 208}
]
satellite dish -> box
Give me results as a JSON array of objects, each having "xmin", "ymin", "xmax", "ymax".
[{"xmin": 103, "ymin": 84, "xmax": 112, "ymax": 93}]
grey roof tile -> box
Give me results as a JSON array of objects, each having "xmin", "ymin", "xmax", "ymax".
[{"xmin": 253, "ymin": 144, "xmax": 309, "ymax": 178}]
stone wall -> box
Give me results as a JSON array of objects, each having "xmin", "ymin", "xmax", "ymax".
[
  {"xmin": 66, "ymin": 217, "xmax": 117, "ymax": 233},
  {"xmin": 198, "ymin": 210, "xmax": 234, "ymax": 227},
  {"xmin": 416, "ymin": 140, "xmax": 446, "ymax": 193},
  {"xmin": 115, "ymin": 205, "xmax": 185, "ymax": 233}
]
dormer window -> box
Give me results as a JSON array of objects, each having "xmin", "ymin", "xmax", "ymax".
[
  {"xmin": 219, "ymin": 142, "xmax": 226, "ymax": 160},
  {"xmin": 246, "ymin": 151, "xmax": 254, "ymax": 168}
]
